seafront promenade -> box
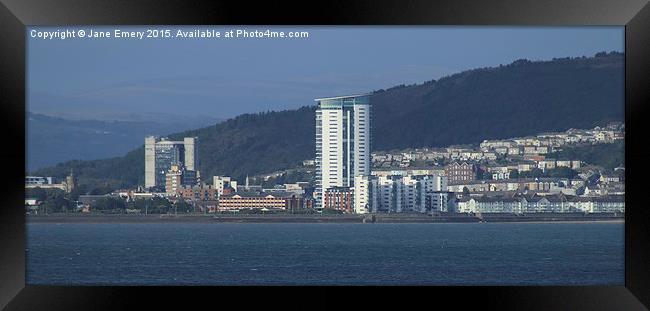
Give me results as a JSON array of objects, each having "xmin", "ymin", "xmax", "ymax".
[{"xmin": 26, "ymin": 213, "xmax": 624, "ymax": 224}]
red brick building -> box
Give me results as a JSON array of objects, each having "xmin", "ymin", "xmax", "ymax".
[
  {"xmin": 445, "ymin": 162, "xmax": 477, "ymax": 184},
  {"xmin": 323, "ymin": 187, "xmax": 354, "ymax": 213}
]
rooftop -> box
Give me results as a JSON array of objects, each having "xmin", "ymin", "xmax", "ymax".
[
  {"xmin": 314, "ymin": 93, "xmax": 371, "ymax": 101},
  {"xmin": 222, "ymin": 191, "xmax": 300, "ymax": 198}
]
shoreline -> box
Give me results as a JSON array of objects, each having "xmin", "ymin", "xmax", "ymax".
[{"xmin": 26, "ymin": 214, "xmax": 624, "ymax": 224}]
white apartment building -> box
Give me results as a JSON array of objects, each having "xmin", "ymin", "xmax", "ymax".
[
  {"xmin": 355, "ymin": 174, "xmax": 448, "ymax": 214},
  {"xmin": 354, "ymin": 175, "xmax": 375, "ymax": 214},
  {"xmin": 315, "ymin": 94, "xmax": 371, "ymax": 208}
]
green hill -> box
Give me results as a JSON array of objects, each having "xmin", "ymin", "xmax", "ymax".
[
  {"xmin": 548, "ymin": 140, "xmax": 625, "ymax": 172},
  {"xmin": 32, "ymin": 52, "xmax": 624, "ymax": 190}
]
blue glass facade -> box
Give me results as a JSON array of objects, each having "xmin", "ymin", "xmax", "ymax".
[{"xmin": 154, "ymin": 142, "xmax": 185, "ymax": 188}]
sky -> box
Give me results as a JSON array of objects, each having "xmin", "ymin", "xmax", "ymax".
[{"xmin": 27, "ymin": 26, "xmax": 624, "ymax": 121}]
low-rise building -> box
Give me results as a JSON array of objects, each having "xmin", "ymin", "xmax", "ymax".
[
  {"xmin": 517, "ymin": 162, "xmax": 536, "ymax": 172},
  {"xmin": 480, "ymin": 139, "xmax": 517, "ymax": 150},
  {"xmin": 25, "ymin": 198, "xmax": 42, "ymax": 214},
  {"xmin": 323, "ymin": 187, "xmax": 354, "ymax": 213},
  {"xmin": 445, "ymin": 162, "xmax": 477, "ymax": 184},
  {"xmin": 218, "ymin": 191, "xmax": 305, "ymax": 211},
  {"xmin": 492, "ymin": 171, "xmax": 510, "ymax": 180},
  {"xmin": 25, "ymin": 175, "xmax": 69, "ymax": 192},
  {"xmin": 455, "ymin": 193, "xmax": 624, "ymax": 214},
  {"xmin": 538, "ymin": 160, "xmax": 557, "ymax": 170},
  {"xmin": 507, "ymin": 146, "xmax": 523, "ymax": 155},
  {"xmin": 456, "ymin": 196, "xmax": 472, "ymax": 213},
  {"xmin": 464, "ymin": 196, "xmax": 521, "ymax": 213},
  {"xmin": 599, "ymin": 175, "xmax": 620, "ymax": 184},
  {"xmin": 25, "ymin": 176, "xmax": 54, "ymax": 185},
  {"xmin": 448, "ymin": 180, "xmax": 519, "ymax": 193},
  {"xmin": 523, "ymin": 146, "xmax": 550, "ymax": 155},
  {"xmin": 177, "ymin": 184, "xmax": 217, "ymax": 201},
  {"xmin": 568, "ymin": 195, "xmax": 625, "ymax": 213},
  {"xmin": 263, "ymin": 182, "xmax": 309, "ymax": 196},
  {"xmin": 487, "ymin": 165, "xmax": 517, "ymax": 173},
  {"xmin": 372, "ymin": 167, "xmax": 445, "ymax": 177}
]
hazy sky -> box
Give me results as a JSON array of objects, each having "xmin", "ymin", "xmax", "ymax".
[{"xmin": 27, "ymin": 26, "xmax": 624, "ymax": 121}]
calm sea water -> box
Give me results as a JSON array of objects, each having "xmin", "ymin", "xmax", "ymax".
[{"xmin": 26, "ymin": 222, "xmax": 624, "ymax": 285}]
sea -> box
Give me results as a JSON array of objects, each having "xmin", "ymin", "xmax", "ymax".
[{"xmin": 26, "ymin": 222, "xmax": 624, "ymax": 285}]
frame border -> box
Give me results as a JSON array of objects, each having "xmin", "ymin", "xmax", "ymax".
[{"xmin": 1, "ymin": 0, "xmax": 649, "ymax": 309}]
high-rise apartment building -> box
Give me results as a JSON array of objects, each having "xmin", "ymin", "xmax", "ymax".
[
  {"xmin": 144, "ymin": 136, "xmax": 199, "ymax": 189},
  {"xmin": 315, "ymin": 94, "xmax": 371, "ymax": 208}
]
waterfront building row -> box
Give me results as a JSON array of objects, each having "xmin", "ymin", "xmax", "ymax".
[{"xmin": 456, "ymin": 194, "xmax": 624, "ymax": 214}]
